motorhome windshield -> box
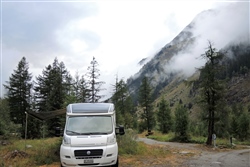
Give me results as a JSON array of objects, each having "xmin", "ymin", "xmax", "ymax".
[{"xmin": 66, "ymin": 115, "xmax": 113, "ymax": 135}]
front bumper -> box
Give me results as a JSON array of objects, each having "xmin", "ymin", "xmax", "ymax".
[{"xmin": 60, "ymin": 143, "xmax": 118, "ymax": 167}]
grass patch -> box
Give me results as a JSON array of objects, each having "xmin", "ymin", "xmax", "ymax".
[
  {"xmin": 118, "ymin": 130, "xmax": 172, "ymax": 156},
  {"xmin": 117, "ymin": 129, "xmax": 177, "ymax": 166},
  {"xmin": 117, "ymin": 129, "xmax": 139, "ymax": 155},
  {"xmin": 146, "ymin": 131, "xmax": 250, "ymax": 148},
  {"xmin": 147, "ymin": 131, "xmax": 175, "ymax": 142},
  {"xmin": 235, "ymin": 140, "xmax": 250, "ymax": 145},
  {"xmin": 135, "ymin": 141, "xmax": 171, "ymax": 156},
  {"xmin": 189, "ymin": 135, "xmax": 207, "ymax": 144},
  {"xmin": 0, "ymin": 137, "xmax": 61, "ymax": 167},
  {"xmin": 190, "ymin": 136, "xmax": 250, "ymax": 147}
]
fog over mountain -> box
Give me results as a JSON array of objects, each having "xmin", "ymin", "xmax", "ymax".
[{"xmin": 127, "ymin": 2, "xmax": 249, "ymax": 99}]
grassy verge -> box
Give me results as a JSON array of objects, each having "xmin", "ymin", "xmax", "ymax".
[
  {"xmin": 146, "ymin": 131, "xmax": 250, "ymax": 148},
  {"xmin": 146, "ymin": 131, "xmax": 175, "ymax": 142},
  {"xmin": 118, "ymin": 130, "xmax": 187, "ymax": 166},
  {"xmin": 118, "ymin": 129, "xmax": 171, "ymax": 156},
  {"xmin": 0, "ymin": 137, "xmax": 61, "ymax": 167}
]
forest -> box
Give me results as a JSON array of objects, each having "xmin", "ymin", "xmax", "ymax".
[{"xmin": 0, "ymin": 43, "xmax": 250, "ymax": 146}]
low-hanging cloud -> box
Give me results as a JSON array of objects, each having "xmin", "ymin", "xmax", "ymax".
[{"xmin": 167, "ymin": 1, "xmax": 249, "ymax": 78}]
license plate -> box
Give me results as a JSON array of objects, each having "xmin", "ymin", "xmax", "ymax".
[{"xmin": 84, "ymin": 159, "xmax": 94, "ymax": 164}]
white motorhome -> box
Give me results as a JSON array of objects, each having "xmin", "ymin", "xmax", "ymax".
[{"xmin": 60, "ymin": 103, "xmax": 125, "ymax": 167}]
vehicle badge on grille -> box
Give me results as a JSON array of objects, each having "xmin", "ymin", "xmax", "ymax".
[{"xmin": 87, "ymin": 151, "xmax": 91, "ymax": 155}]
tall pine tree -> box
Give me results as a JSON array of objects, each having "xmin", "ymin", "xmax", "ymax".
[
  {"xmin": 74, "ymin": 72, "xmax": 88, "ymax": 103},
  {"xmin": 237, "ymin": 111, "xmax": 250, "ymax": 141},
  {"xmin": 138, "ymin": 77, "xmax": 155, "ymax": 133},
  {"xmin": 174, "ymin": 104, "xmax": 189, "ymax": 142},
  {"xmin": 0, "ymin": 98, "xmax": 18, "ymax": 137},
  {"xmin": 198, "ymin": 41, "xmax": 225, "ymax": 145},
  {"xmin": 4, "ymin": 57, "xmax": 32, "ymax": 137},
  {"xmin": 34, "ymin": 58, "xmax": 70, "ymax": 136},
  {"xmin": 85, "ymin": 57, "xmax": 105, "ymax": 102},
  {"xmin": 64, "ymin": 72, "xmax": 88, "ymax": 104},
  {"xmin": 112, "ymin": 78, "xmax": 135, "ymax": 128},
  {"xmin": 157, "ymin": 97, "xmax": 172, "ymax": 133}
]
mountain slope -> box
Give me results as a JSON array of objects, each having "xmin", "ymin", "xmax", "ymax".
[
  {"xmin": 127, "ymin": 3, "xmax": 249, "ymax": 104},
  {"xmin": 127, "ymin": 21, "xmax": 195, "ymax": 101}
]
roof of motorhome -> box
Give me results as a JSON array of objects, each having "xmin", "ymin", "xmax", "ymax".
[{"xmin": 67, "ymin": 103, "xmax": 114, "ymax": 114}]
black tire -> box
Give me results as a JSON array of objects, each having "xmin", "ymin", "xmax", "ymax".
[{"xmin": 111, "ymin": 158, "xmax": 119, "ymax": 167}]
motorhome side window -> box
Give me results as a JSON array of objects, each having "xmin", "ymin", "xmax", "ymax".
[{"xmin": 66, "ymin": 116, "xmax": 113, "ymax": 135}]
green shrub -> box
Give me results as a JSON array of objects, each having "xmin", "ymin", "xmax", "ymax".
[
  {"xmin": 148, "ymin": 131, "xmax": 175, "ymax": 142},
  {"xmin": 32, "ymin": 138, "xmax": 61, "ymax": 165},
  {"xmin": 117, "ymin": 129, "xmax": 139, "ymax": 155},
  {"xmin": 174, "ymin": 105, "xmax": 190, "ymax": 142}
]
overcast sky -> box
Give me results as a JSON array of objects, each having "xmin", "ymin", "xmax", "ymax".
[{"xmin": 0, "ymin": 0, "xmax": 246, "ymax": 99}]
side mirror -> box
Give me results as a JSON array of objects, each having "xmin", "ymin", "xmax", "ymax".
[
  {"xmin": 55, "ymin": 127, "xmax": 63, "ymax": 137},
  {"xmin": 115, "ymin": 125, "xmax": 125, "ymax": 135}
]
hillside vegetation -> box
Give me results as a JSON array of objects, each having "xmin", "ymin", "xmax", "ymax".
[{"xmin": 126, "ymin": 42, "xmax": 250, "ymax": 145}]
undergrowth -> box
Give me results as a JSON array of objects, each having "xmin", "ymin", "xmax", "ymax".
[
  {"xmin": 0, "ymin": 137, "xmax": 61, "ymax": 167},
  {"xmin": 118, "ymin": 129, "xmax": 171, "ymax": 156},
  {"xmin": 147, "ymin": 130, "xmax": 250, "ymax": 147}
]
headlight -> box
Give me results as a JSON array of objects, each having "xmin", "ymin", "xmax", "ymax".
[
  {"xmin": 63, "ymin": 135, "xmax": 71, "ymax": 145},
  {"xmin": 107, "ymin": 134, "xmax": 116, "ymax": 145}
]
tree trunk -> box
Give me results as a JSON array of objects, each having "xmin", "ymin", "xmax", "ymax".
[
  {"xmin": 206, "ymin": 109, "xmax": 213, "ymax": 145},
  {"xmin": 206, "ymin": 108, "xmax": 215, "ymax": 145}
]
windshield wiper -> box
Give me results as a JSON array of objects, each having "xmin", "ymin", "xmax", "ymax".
[
  {"xmin": 90, "ymin": 132, "xmax": 108, "ymax": 135},
  {"xmin": 79, "ymin": 132, "xmax": 109, "ymax": 135},
  {"xmin": 66, "ymin": 130, "xmax": 109, "ymax": 135},
  {"xmin": 66, "ymin": 130, "xmax": 82, "ymax": 135}
]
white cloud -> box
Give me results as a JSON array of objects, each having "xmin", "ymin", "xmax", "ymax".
[
  {"xmin": 1, "ymin": 0, "xmax": 220, "ymax": 99},
  {"xmin": 167, "ymin": 1, "xmax": 249, "ymax": 79}
]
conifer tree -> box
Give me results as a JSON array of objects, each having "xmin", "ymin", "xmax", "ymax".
[
  {"xmin": 175, "ymin": 104, "xmax": 189, "ymax": 142},
  {"xmin": 34, "ymin": 58, "xmax": 70, "ymax": 136},
  {"xmin": 138, "ymin": 77, "xmax": 155, "ymax": 133},
  {"xmin": 4, "ymin": 57, "xmax": 32, "ymax": 137},
  {"xmin": 65, "ymin": 72, "xmax": 88, "ymax": 104},
  {"xmin": 230, "ymin": 115, "xmax": 238, "ymax": 138},
  {"xmin": 112, "ymin": 78, "xmax": 135, "ymax": 128},
  {"xmin": 174, "ymin": 104, "xmax": 189, "ymax": 142},
  {"xmin": 157, "ymin": 97, "xmax": 172, "ymax": 133},
  {"xmin": 0, "ymin": 98, "xmax": 17, "ymax": 136},
  {"xmin": 75, "ymin": 73, "xmax": 88, "ymax": 103},
  {"xmin": 85, "ymin": 57, "xmax": 105, "ymax": 102},
  {"xmin": 237, "ymin": 111, "xmax": 250, "ymax": 141},
  {"xmin": 34, "ymin": 64, "xmax": 51, "ymax": 112},
  {"xmin": 198, "ymin": 41, "xmax": 225, "ymax": 145}
]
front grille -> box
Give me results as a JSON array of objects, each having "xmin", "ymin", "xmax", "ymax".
[
  {"xmin": 75, "ymin": 156, "xmax": 102, "ymax": 159},
  {"xmin": 74, "ymin": 149, "xmax": 103, "ymax": 159}
]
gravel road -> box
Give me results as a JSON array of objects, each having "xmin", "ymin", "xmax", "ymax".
[
  {"xmin": 186, "ymin": 148, "xmax": 250, "ymax": 167},
  {"xmin": 138, "ymin": 138, "xmax": 250, "ymax": 167},
  {"xmin": 137, "ymin": 138, "xmax": 200, "ymax": 150}
]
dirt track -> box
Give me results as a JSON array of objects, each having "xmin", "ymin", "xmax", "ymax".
[{"xmin": 138, "ymin": 138, "xmax": 250, "ymax": 167}]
